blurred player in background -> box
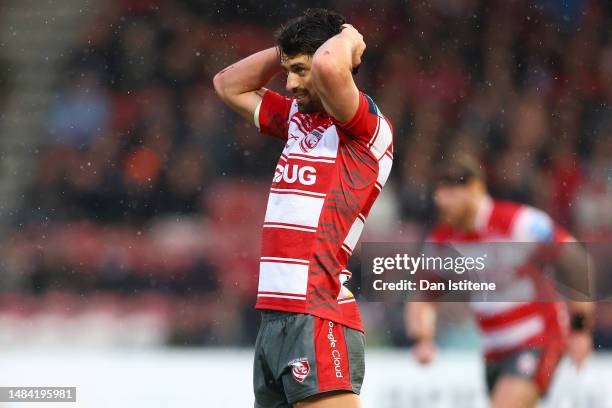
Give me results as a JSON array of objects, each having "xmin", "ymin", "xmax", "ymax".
[
  {"xmin": 405, "ymin": 155, "xmax": 594, "ymax": 408},
  {"xmin": 213, "ymin": 8, "xmax": 393, "ymax": 408}
]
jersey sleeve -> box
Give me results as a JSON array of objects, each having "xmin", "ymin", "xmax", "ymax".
[
  {"xmin": 257, "ymin": 90, "xmax": 292, "ymax": 141},
  {"xmin": 511, "ymin": 207, "xmax": 555, "ymax": 242},
  {"xmin": 333, "ymin": 92, "xmax": 393, "ymax": 159}
]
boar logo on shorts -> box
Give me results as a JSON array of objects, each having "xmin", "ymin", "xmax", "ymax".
[{"xmin": 288, "ymin": 358, "xmax": 310, "ymax": 383}]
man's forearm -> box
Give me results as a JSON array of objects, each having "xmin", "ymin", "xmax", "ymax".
[
  {"xmin": 213, "ymin": 47, "xmax": 281, "ymax": 99},
  {"xmin": 312, "ymin": 33, "xmax": 354, "ymax": 72}
]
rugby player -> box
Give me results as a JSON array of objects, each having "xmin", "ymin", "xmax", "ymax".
[
  {"xmin": 213, "ymin": 9, "xmax": 393, "ymax": 408},
  {"xmin": 405, "ymin": 155, "xmax": 594, "ymax": 408}
]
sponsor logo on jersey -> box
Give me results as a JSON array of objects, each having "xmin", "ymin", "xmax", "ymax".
[
  {"xmin": 327, "ymin": 321, "xmax": 343, "ymax": 378},
  {"xmin": 273, "ymin": 164, "xmax": 317, "ymax": 185},
  {"xmin": 288, "ymin": 358, "xmax": 310, "ymax": 382},
  {"xmin": 300, "ymin": 130, "xmax": 323, "ymax": 152}
]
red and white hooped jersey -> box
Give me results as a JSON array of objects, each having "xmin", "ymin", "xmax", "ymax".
[
  {"xmin": 429, "ymin": 198, "xmax": 570, "ymax": 360},
  {"xmin": 255, "ymin": 90, "xmax": 393, "ymax": 331}
]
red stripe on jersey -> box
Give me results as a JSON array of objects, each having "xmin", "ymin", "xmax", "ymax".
[
  {"xmin": 476, "ymin": 303, "xmax": 542, "ymax": 331},
  {"xmin": 339, "ymin": 301, "xmax": 362, "ymax": 329},
  {"xmin": 366, "ymin": 116, "xmax": 381, "ymax": 149},
  {"xmin": 288, "ymin": 153, "xmax": 336, "ymax": 162},
  {"xmin": 259, "ymin": 258, "xmax": 309, "ymax": 266},
  {"xmin": 314, "ymin": 318, "xmax": 352, "ymax": 392},
  {"xmin": 534, "ymin": 339, "xmax": 566, "ymax": 393},
  {"xmin": 362, "ymin": 186, "xmax": 382, "ymax": 218},
  {"xmin": 336, "ymin": 248, "xmax": 349, "ymax": 267},
  {"xmin": 257, "ymin": 291, "xmax": 307, "ymax": 298},
  {"xmin": 269, "ymin": 188, "xmax": 326, "ymax": 198},
  {"xmin": 261, "ymin": 228, "xmax": 316, "ymax": 260},
  {"xmin": 263, "ymin": 222, "xmax": 317, "ymax": 232},
  {"xmin": 256, "ymin": 296, "xmax": 307, "ymax": 311},
  {"xmin": 288, "ymin": 153, "xmax": 336, "ymax": 160}
]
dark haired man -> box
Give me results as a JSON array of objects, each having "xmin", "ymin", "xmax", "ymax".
[
  {"xmin": 213, "ymin": 9, "xmax": 393, "ymax": 408},
  {"xmin": 405, "ymin": 155, "xmax": 594, "ymax": 408}
]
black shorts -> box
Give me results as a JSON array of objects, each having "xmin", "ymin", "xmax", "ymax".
[{"xmin": 485, "ymin": 341, "xmax": 565, "ymax": 395}]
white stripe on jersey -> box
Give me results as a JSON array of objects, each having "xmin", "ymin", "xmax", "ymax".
[
  {"xmin": 370, "ymin": 117, "xmax": 393, "ymax": 160},
  {"xmin": 377, "ymin": 153, "xmax": 393, "ymax": 185},
  {"xmin": 264, "ymin": 193, "xmax": 325, "ymax": 229},
  {"xmin": 471, "ymin": 301, "xmax": 529, "ymax": 316},
  {"xmin": 481, "ymin": 315, "xmax": 544, "ymax": 352},
  {"xmin": 287, "ymin": 155, "xmax": 336, "ymax": 164},
  {"xmin": 343, "ymin": 217, "xmax": 365, "ymax": 252},
  {"xmin": 258, "ymin": 261, "xmax": 309, "ymax": 296}
]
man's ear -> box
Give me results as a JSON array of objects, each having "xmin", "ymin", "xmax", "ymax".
[{"xmin": 469, "ymin": 178, "xmax": 486, "ymax": 193}]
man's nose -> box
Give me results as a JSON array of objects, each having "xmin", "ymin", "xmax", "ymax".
[{"xmin": 286, "ymin": 73, "xmax": 299, "ymax": 93}]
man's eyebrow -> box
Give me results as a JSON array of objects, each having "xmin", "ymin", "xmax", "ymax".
[{"xmin": 281, "ymin": 62, "xmax": 306, "ymax": 72}]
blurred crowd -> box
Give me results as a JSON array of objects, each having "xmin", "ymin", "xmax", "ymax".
[{"xmin": 1, "ymin": 0, "xmax": 612, "ymax": 347}]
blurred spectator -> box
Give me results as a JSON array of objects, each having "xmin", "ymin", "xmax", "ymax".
[
  {"xmin": 48, "ymin": 71, "xmax": 110, "ymax": 146},
  {"xmin": 3, "ymin": 0, "xmax": 612, "ymax": 347}
]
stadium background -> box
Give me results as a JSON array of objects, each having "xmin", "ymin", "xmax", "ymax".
[{"xmin": 0, "ymin": 0, "xmax": 611, "ymax": 406}]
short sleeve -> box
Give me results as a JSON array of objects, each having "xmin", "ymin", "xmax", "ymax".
[
  {"xmin": 332, "ymin": 92, "xmax": 393, "ymax": 159},
  {"xmin": 511, "ymin": 207, "xmax": 555, "ymax": 242},
  {"xmin": 258, "ymin": 90, "xmax": 292, "ymax": 141}
]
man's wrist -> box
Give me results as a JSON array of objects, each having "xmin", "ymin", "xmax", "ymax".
[
  {"xmin": 411, "ymin": 333, "xmax": 434, "ymax": 343},
  {"xmin": 336, "ymin": 31, "xmax": 358, "ymax": 51}
]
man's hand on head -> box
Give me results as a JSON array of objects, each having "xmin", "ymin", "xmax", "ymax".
[{"xmin": 340, "ymin": 24, "xmax": 366, "ymax": 72}]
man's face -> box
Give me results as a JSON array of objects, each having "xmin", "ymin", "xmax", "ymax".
[
  {"xmin": 281, "ymin": 53, "xmax": 323, "ymax": 114},
  {"xmin": 433, "ymin": 183, "xmax": 473, "ymax": 226}
]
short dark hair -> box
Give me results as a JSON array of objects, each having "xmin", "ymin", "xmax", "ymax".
[
  {"xmin": 276, "ymin": 8, "xmax": 346, "ymax": 58},
  {"xmin": 434, "ymin": 154, "xmax": 485, "ymax": 186}
]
